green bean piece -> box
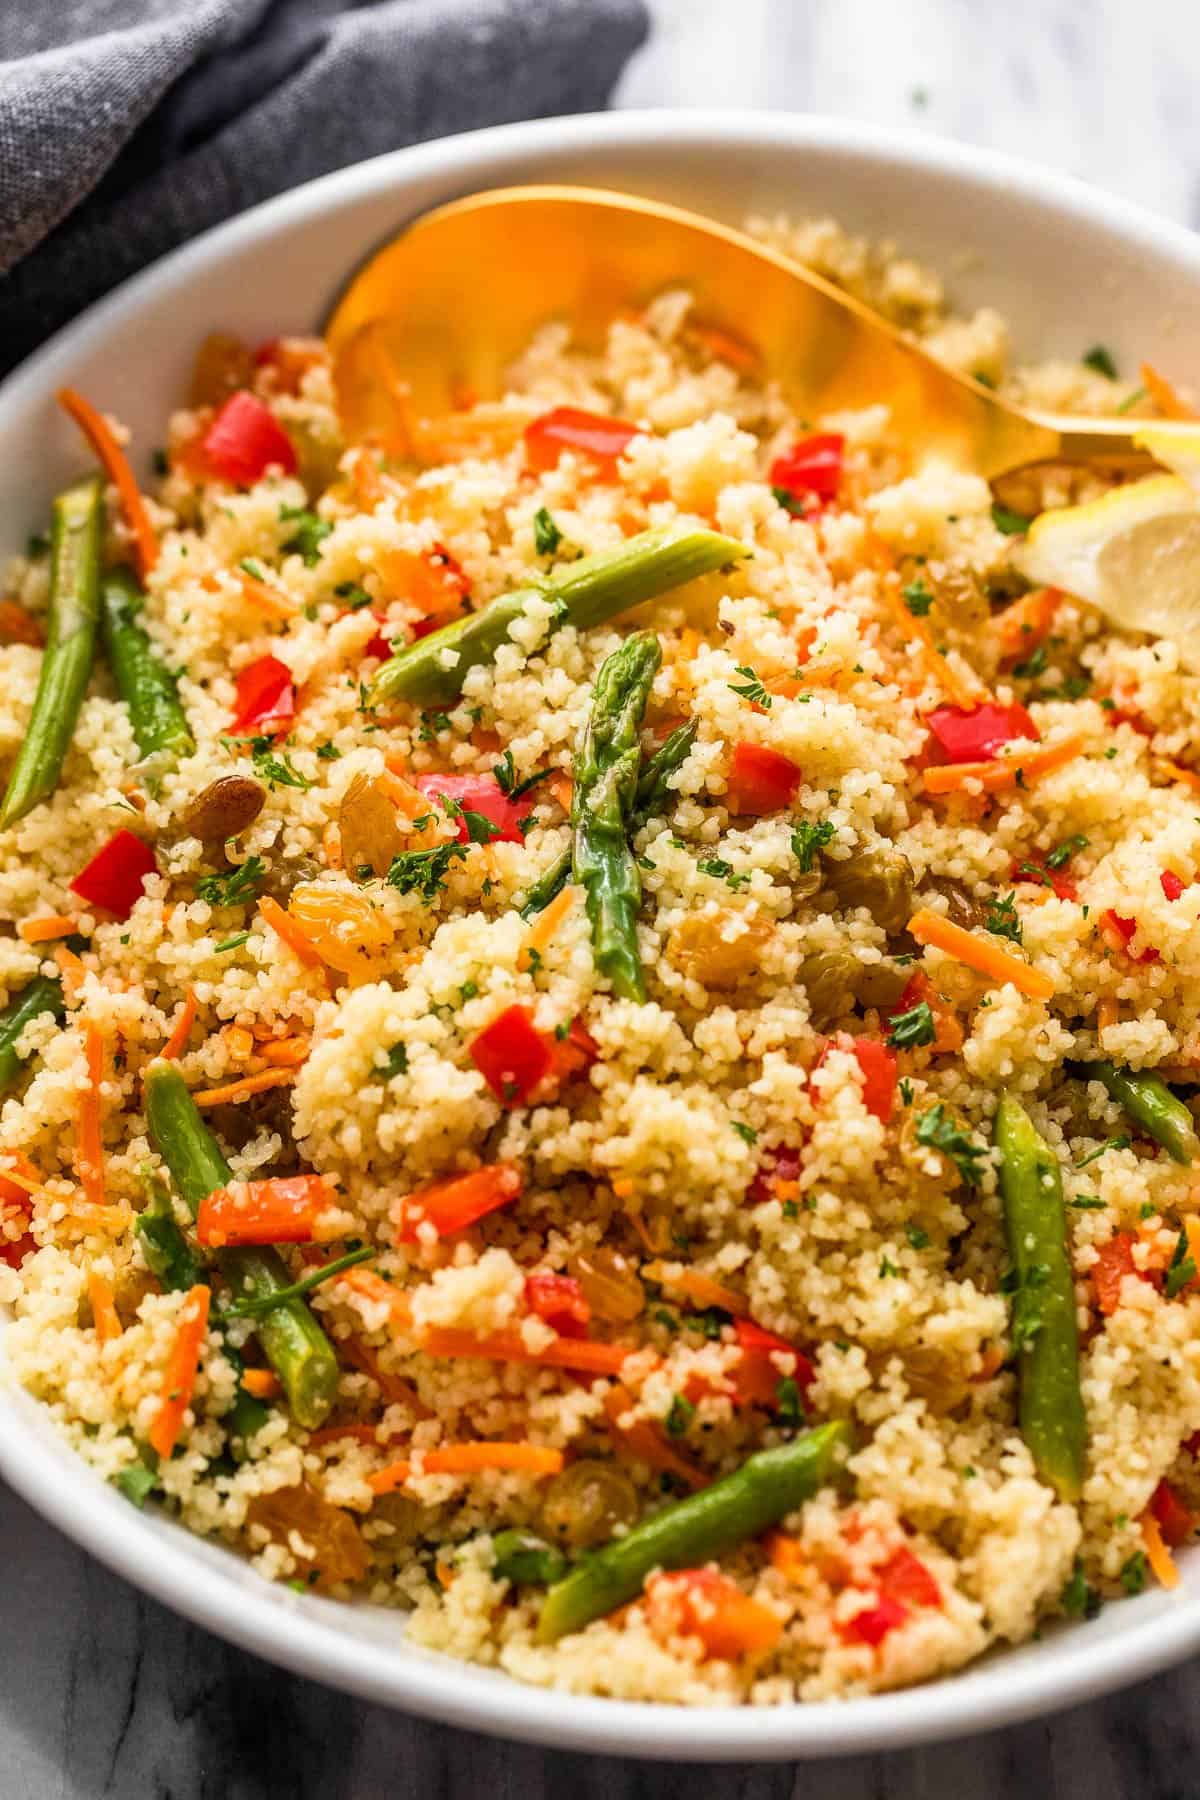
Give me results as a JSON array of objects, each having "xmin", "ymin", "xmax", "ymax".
[
  {"xmin": 144, "ymin": 1061, "xmax": 339, "ymax": 1429},
  {"xmin": 1071, "ymin": 1060, "xmax": 1199, "ymax": 1165},
  {"xmin": 572, "ymin": 632, "xmax": 662, "ymax": 1002},
  {"xmin": 520, "ymin": 718, "xmax": 699, "ymax": 921},
  {"xmin": 135, "ymin": 1176, "xmax": 205, "ymax": 1293},
  {"xmin": 0, "ymin": 478, "xmax": 104, "ymax": 828},
  {"xmin": 538, "ymin": 1420, "xmax": 850, "ymax": 1643},
  {"xmin": 100, "ymin": 567, "xmax": 194, "ymax": 768},
  {"xmin": 372, "ymin": 527, "xmax": 746, "ymax": 709},
  {"xmin": 0, "ymin": 974, "xmax": 65, "ymax": 1095},
  {"xmin": 994, "ymin": 1093, "xmax": 1086, "ymax": 1502},
  {"xmin": 491, "ymin": 1529, "xmax": 567, "ymax": 1586}
]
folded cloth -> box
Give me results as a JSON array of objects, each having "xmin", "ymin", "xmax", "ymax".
[{"xmin": 0, "ymin": 0, "xmax": 649, "ymax": 375}]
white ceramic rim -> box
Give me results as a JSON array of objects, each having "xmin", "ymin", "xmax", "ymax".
[{"xmin": 3, "ymin": 109, "xmax": 1200, "ymax": 1759}]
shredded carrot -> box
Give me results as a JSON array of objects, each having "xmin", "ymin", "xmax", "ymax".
[
  {"xmin": 907, "ymin": 907, "xmax": 1055, "ymax": 1001},
  {"xmin": 340, "ymin": 1334, "xmax": 430, "ymax": 1415},
  {"xmin": 921, "ymin": 731, "xmax": 1087, "ymax": 797},
  {"xmin": 0, "ymin": 1154, "xmax": 43, "ymax": 1198},
  {"xmin": 629, "ymin": 1210, "xmax": 669, "ymax": 1255},
  {"xmin": 1097, "ymin": 998, "xmax": 1119, "ymax": 1032},
  {"xmin": 518, "ymin": 883, "xmax": 579, "ymax": 972},
  {"xmin": 240, "ymin": 573, "xmax": 298, "ymax": 619},
  {"xmin": 603, "ymin": 1385, "xmax": 709, "ymax": 1492},
  {"xmin": 222, "ymin": 1024, "xmax": 255, "ymax": 1063},
  {"xmin": 192, "ymin": 1068, "xmax": 296, "ymax": 1108},
  {"xmin": 257, "ymin": 894, "xmax": 323, "ymax": 967},
  {"xmin": 643, "ymin": 1261, "xmax": 749, "ymax": 1317},
  {"xmin": 53, "ymin": 943, "xmax": 87, "ymax": 999},
  {"xmin": 77, "ymin": 1022, "xmax": 106, "ymax": 1207},
  {"xmin": 419, "ymin": 1327, "xmax": 635, "ymax": 1377},
  {"xmin": 1141, "ymin": 1509, "xmax": 1180, "ymax": 1588},
  {"xmin": 148, "ymin": 1283, "xmax": 211, "ymax": 1459},
  {"xmin": 306, "ymin": 1420, "xmax": 407, "ymax": 1448},
  {"xmin": 885, "ymin": 575, "xmax": 981, "ymax": 709},
  {"xmin": 1140, "ymin": 361, "xmax": 1197, "ymax": 421},
  {"xmin": 339, "ymin": 1266, "xmax": 413, "ymax": 1329},
  {"xmin": 86, "ymin": 1271, "xmax": 122, "ymax": 1346},
  {"xmin": 684, "ymin": 320, "xmax": 761, "ymax": 373},
  {"xmin": 161, "ymin": 987, "xmax": 198, "ymax": 1061},
  {"xmin": 18, "ymin": 914, "xmax": 78, "ymax": 944},
  {"xmin": 258, "ymin": 1034, "xmax": 311, "ymax": 1068},
  {"xmin": 765, "ymin": 1531, "xmax": 807, "ymax": 1582},
  {"xmin": 239, "ymin": 1367, "xmax": 281, "ymax": 1400},
  {"xmin": 58, "ymin": 387, "xmax": 158, "ymax": 579},
  {"xmin": 547, "ymin": 770, "xmax": 574, "ymax": 812},
  {"xmin": 994, "ymin": 587, "xmax": 1061, "ymax": 663},
  {"xmin": 1156, "ymin": 757, "xmax": 1200, "ymax": 795},
  {"xmin": 367, "ymin": 1441, "xmax": 564, "ymax": 1495}
]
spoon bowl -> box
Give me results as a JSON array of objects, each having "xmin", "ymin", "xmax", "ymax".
[{"xmin": 325, "ymin": 185, "xmax": 1189, "ymax": 477}]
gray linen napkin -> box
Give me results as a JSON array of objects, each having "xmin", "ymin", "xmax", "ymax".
[{"xmin": 0, "ymin": 0, "xmax": 649, "ymax": 375}]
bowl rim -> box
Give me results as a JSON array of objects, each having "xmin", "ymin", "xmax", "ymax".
[{"xmin": 4, "ymin": 106, "xmax": 1200, "ymax": 1759}]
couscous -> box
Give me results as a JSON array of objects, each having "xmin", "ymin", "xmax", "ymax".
[{"xmin": 2, "ymin": 214, "xmax": 1200, "ymax": 1705}]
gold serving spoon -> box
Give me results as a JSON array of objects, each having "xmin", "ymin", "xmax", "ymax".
[{"xmin": 324, "ymin": 183, "xmax": 1193, "ymax": 478}]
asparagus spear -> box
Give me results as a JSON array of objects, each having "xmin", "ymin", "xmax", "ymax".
[
  {"xmin": 0, "ymin": 974, "xmax": 66, "ymax": 1096},
  {"xmin": 994, "ymin": 1093, "xmax": 1086, "ymax": 1502},
  {"xmin": 100, "ymin": 567, "xmax": 194, "ymax": 771},
  {"xmin": 1071, "ymin": 1060, "xmax": 1199, "ymax": 1165},
  {"xmin": 571, "ymin": 631, "xmax": 662, "ymax": 1002},
  {"xmin": 144, "ymin": 1062, "xmax": 339, "ymax": 1430},
  {"xmin": 371, "ymin": 527, "xmax": 746, "ymax": 709},
  {"xmin": 520, "ymin": 717, "xmax": 699, "ymax": 921},
  {"xmin": 537, "ymin": 1421, "xmax": 850, "ymax": 1642},
  {"xmin": 0, "ymin": 478, "xmax": 104, "ymax": 828}
]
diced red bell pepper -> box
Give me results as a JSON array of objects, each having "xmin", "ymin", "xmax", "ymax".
[
  {"xmin": 469, "ymin": 1004, "xmax": 553, "ymax": 1105},
  {"xmin": 200, "ymin": 390, "xmax": 296, "ymax": 485},
  {"xmin": 229, "ymin": 654, "xmax": 295, "ymax": 735},
  {"xmin": 525, "ymin": 1272, "xmax": 590, "ymax": 1339},
  {"xmin": 746, "ymin": 1145, "xmax": 802, "ymax": 1207},
  {"xmin": 1162, "ymin": 871, "xmax": 1187, "ymax": 902},
  {"xmin": 816, "ymin": 1035, "xmax": 897, "ymax": 1123},
  {"xmin": 414, "ymin": 772, "xmax": 530, "ymax": 845},
  {"xmin": 524, "ymin": 406, "xmax": 641, "ymax": 474},
  {"xmin": 553, "ymin": 1016, "xmax": 600, "ymax": 1083},
  {"xmin": 1100, "ymin": 909, "xmax": 1159, "ymax": 964},
  {"xmin": 837, "ymin": 1591, "xmax": 909, "ymax": 1647},
  {"xmin": 197, "ymin": 1173, "xmax": 333, "ymax": 1247},
  {"xmin": 732, "ymin": 1316, "xmax": 815, "ymax": 1406},
  {"xmin": 0, "ymin": 1158, "xmax": 37, "ymax": 1269},
  {"xmin": 877, "ymin": 1546, "xmax": 942, "ymax": 1610},
  {"xmin": 726, "ymin": 742, "xmax": 803, "ymax": 814},
  {"xmin": 1150, "ymin": 1478, "xmax": 1197, "ymax": 1548},
  {"xmin": 364, "ymin": 612, "xmax": 393, "ymax": 661},
  {"xmin": 926, "ymin": 702, "xmax": 1040, "ymax": 763},
  {"xmin": 647, "ymin": 1567, "xmax": 783, "ymax": 1659},
  {"xmin": 1012, "ymin": 859, "xmax": 1077, "ymax": 902},
  {"xmin": 70, "ymin": 829, "xmax": 157, "ymax": 920},
  {"xmin": 768, "ymin": 433, "xmax": 845, "ymax": 509},
  {"xmin": 1093, "ymin": 1233, "xmax": 1148, "ymax": 1315}
]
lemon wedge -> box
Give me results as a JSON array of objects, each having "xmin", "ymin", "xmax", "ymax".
[
  {"xmin": 1012, "ymin": 474, "xmax": 1200, "ymax": 668},
  {"xmin": 1134, "ymin": 426, "xmax": 1200, "ymax": 496}
]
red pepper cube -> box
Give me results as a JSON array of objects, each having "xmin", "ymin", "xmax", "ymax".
[
  {"xmin": 877, "ymin": 1546, "xmax": 942, "ymax": 1610},
  {"xmin": 470, "ymin": 1004, "xmax": 553, "ymax": 1105},
  {"xmin": 837, "ymin": 1591, "xmax": 909, "ymax": 1647},
  {"xmin": 523, "ymin": 406, "xmax": 641, "ymax": 474},
  {"xmin": 552, "ymin": 1016, "xmax": 600, "ymax": 1083},
  {"xmin": 1100, "ymin": 909, "xmax": 1159, "ymax": 964},
  {"xmin": 1092, "ymin": 1232, "xmax": 1147, "ymax": 1314},
  {"xmin": 414, "ymin": 772, "xmax": 529, "ymax": 845},
  {"xmin": 1162, "ymin": 870, "xmax": 1187, "ymax": 902},
  {"xmin": 726, "ymin": 742, "xmax": 802, "ymax": 815},
  {"xmin": 732, "ymin": 1317, "xmax": 815, "ymax": 1406},
  {"xmin": 926, "ymin": 701, "xmax": 1040, "ymax": 763},
  {"xmin": 768, "ymin": 433, "xmax": 845, "ymax": 507},
  {"xmin": 201, "ymin": 391, "xmax": 297, "ymax": 486},
  {"xmin": 816, "ymin": 1034, "xmax": 897, "ymax": 1124},
  {"xmin": 525, "ymin": 1272, "xmax": 590, "ymax": 1338},
  {"xmin": 70, "ymin": 829, "xmax": 157, "ymax": 921},
  {"xmin": 1150, "ymin": 1478, "xmax": 1197, "ymax": 1547},
  {"xmin": 229, "ymin": 655, "xmax": 295, "ymax": 735},
  {"xmin": 745, "ymin": 1145, "xmax": 802, "ymax": 1207}
]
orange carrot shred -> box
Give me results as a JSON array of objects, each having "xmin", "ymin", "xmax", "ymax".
[
  {"xmin": 994, "ymin": 587, "xmax": 1061, "ymax": 663},
  {"xmin": 257, "ymin": 895, "xmax": 323, "ymax": 967},
  {"xmin": 148, "ymin": 1283, "xmax": 210, "ymax": 1459},
  {"xmin": 57, "ymin": 387, "xmax": 158, "ymax": 579},
  {"xmin": 419, "ymin": 1326, "xmax": 635, "ymax": 1377},
  {"xmin": 603, "ymin": 1384, "xmax": 709, "ymax": 1491},
  {"xmin": 161, "ymin": 987, "xmax": 198, "ymax": 1060},
  {"xmin": 239, "ymin": 573, "xmax": 298, "ymax": 619},
  {"xmin": 239, "ymin": 1368, "xmax": 281, "ymax": 1400},
  {"xmin": 191, "ymin": 1068, "xmax": 296, "ymax": 1108},
  {"xmin": 921, "ymin": 732, "xmax": 1087, "ymax": 797},
  {"xmin": 53, "ymin": 943, "xmax": 87, "ymax": 999},
  {"xmin": 1142, "ymin": 1510, "xmax": 1180, "ymax": 1588},
  {"xmin": 367, "ymin": 1442, "xmax": 564, "ymax": 1495},
  {"xmin": 86, "ymin": 1271, "xmax": 122, "ymax": 1345},
  {"xmin": 18, "ymin": 914, "xmax": 78, "ymax": 944},
  {"xmin": 518, "ymin": 883, "xmax": 579, "ymax": 971},
  {"xmin": 258, "ymin": 1034, "xmax": 311, "ymax": 1068},
  {"xmin": 907, "ymin": 908, "xmax": 1055, "ymax": 1001},
  {"xmin": 885, "ymin": 576, "xmax": 981, "ymax": 709},
  {"xmin": 77, "ymin": 1022, "xmax": 106, "ymax": 1206},
  {"xmin": 339, "ymin": 1266, "xmax": 414, "ymax": 1329},
  {"xmin": 1140, "ymin": 362, "xmax": 1197, "ymax": 421}
]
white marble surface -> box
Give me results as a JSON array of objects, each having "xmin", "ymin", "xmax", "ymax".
[{"xmin": 8, "ymin": 3, "xmax": 1200, "ymax": 1794}]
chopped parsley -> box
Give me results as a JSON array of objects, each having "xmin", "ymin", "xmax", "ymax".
[
  {"xmin": 775, "ymin": 1376, "xmax": 804, "ymax": 1427},
  {"xmin": 728, "ymin": 664, "xmax": 771, "ymax": 708},
  {"xmin": 1012, "ymin": 645, "xmax": 1047, "ymax": 680},
  {"xmin": 905, "ymin": 1223, "xmax": 931, "ymax": 1249},
  {"xmin": 772, "ymin": 485, "xmax": 806, "ymax": 517},
  {"xmin": 1120, "ymin": 1551, "xmax": 1147, "ymax": 1596},
  {"xmin": 898, "ymin": 1077, "xmax": 914, "ymax": 1107},
  {"xmin": 698, "ymin": 857, "xmax": 750, "ymax": 889},
  {"xmin": 377, "ymin": 1042, "xmax": 409, "ymax": 1080},
  {"xmin": 1060, "ymin": 1559, "xmax": 1102, "ymax": 1619},
  {"xmin": 1074, "ymin": 1134, "xmax": 1130, "ymax": 1169},
  {"xmin": 1082, "ymin": 344, "xmax": 1118, "ymax": 380},
  {"xmin": 984, "ymin": 891, "xmax": 1022, "ymax": 945},
  {"xmin": 114, "ymin": 1461, "xmax": 160, "ymax": 1508},
  {"xmin": 533, "ymin": 507, "xmax": 562, "ymax": 556},
  {"xmin": 991, "ymin": 502, "xmax": 1032, "ymax": 536},
  {"xmin": 1068, "ymin": 1195, "xmax": 1106, "ymax": 1211},
  {"xmin": 196, "ymin": 855, "xmax": 266, "ymax": 908},
  {"xmin": 460, "ymin": 809, "xmax": 501, "ymax": 845},
  {"xmin": 316, "ymin": 742, "xmax": 342, "ymax": 761},
  {"xmin": 1004, "ymin": 1259, "xmax": 1050, "ymax": 1353},
  {"xmin": 665, "ymin": 1395, "xmax": 695, "ymax": 1438},
  {"xmin": 385, "ymin": 842, "xmax": 469, "ymax": 901},
  {"xmin": 279, "ymin": 505, "xmax": 333, "ymax": 566},
  {"xmin": 731, "ymin": 1121, "xmax": 758, "ymax": 1145},
  {"xmin": 878, "ymin": 1254, "xmax": 899, "ymax": 1279},
  {"xmin": 213, "ymin": 931, "xmax": 250, "ymax": 955},
  {"xmin": 888, "ymin": 1000, "xmax": 935, "ymax": 1049},
  {"xmin": 1116, "ymin": 385, "xmax": 1148, "ymax": 415},
  {"xmin": 1046, "ymin": 833, "xmax": 1089, "ymax": 870},
  {"xmin": 791, "ymin": 817, "xmax": 835, "ymax": 872},
  {"xmin": 902, "ymin": 577, "xmax": 934, "ymax": 617},
  {"xmin": 251, "ymin": 747, "xmax": 313, "ymax": 791},
  {"xmin": 915, "ymin": 1103, "xmax": 987, "ymax": 1187},
  {"xmin": 333, "ymin": 581, "xmax": 373, "ymax": 610},
  {"xmin": 1165, "ymin": 1227, "xmax": 1197, "ymax": 1299}
]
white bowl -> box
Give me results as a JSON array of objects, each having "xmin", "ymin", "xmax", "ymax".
[{"xmin": 2, "ymin": 111, "xmax": 1199, "ymax": 1761}]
